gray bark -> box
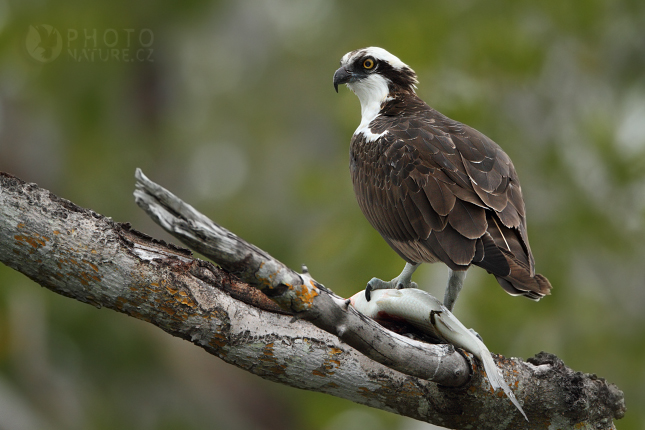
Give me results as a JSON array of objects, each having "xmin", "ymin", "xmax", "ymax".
[{"xmin": 0, "ymin": 171, "xmax": 626, "ymax": 429}]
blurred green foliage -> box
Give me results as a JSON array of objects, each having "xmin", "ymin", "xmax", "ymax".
[{"xmin": 1, "ymin": 0, "xmax": 644, "ymax": 428}]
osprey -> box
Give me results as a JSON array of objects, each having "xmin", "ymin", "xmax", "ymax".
[{"xmin": 333, "ymin": 47, "xmax": 551, "ymax": 308}]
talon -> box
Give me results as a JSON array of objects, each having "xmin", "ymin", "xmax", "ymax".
[{"xmin": 365, "ymin": 284, "xmax": 372, "ymax": 302}]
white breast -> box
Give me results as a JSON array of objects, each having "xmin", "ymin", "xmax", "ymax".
[{"xmin": 348, "ymin": 74, "xmax": 391, "ymax": 143}]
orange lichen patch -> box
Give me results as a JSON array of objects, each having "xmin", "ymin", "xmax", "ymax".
[
  {"xmin": 178, "ymin": 296, "xmax": 195, "ymax": 307},
  {"xmin": 270, "ymin": 364, "xmax": 287, "ymax": 375},
  {"xmin": 255, "ymin": 262, "xmax": 279, "ymax": 288},
  {"xmin": 17, "ymin": 223, "xmax": 26, "ymax": 229},
  {"xmin": 259, "ymin": 343, "xmax": 277, "ymax": 362},
  {"xmin": 255, "ymin": 343, "xmax": 287, "ymax": 376},
  {"xmin": 177, "ymin": 296, "xmax": 195, "ymax": 306},
  {"xmin": 63, "ymin": 267, "xmax": 102, "ymax": 287},
  {"xmin": 210, "ymin": 334, "xmax": 227, "ymax": 348},
  {"xmin": 129, "ymin": 310, "xmax": 150, "ymax": 322},
  {"xmin": 316, "ymin": 347, "xmax": 344, "ymax": 376},
  {"xmin": 264, "ymin": 343, "xmax": 275, "ymax": 356},
  {"xmin": 312, "ymin": 369, "xmax": 326, "ymax": 377},
  {"xmin": 115, "ymin": 296, "xmax": 128, "ymax": 311},
  {"xmin": 159, "ymin": 304, "xmax": 176, "ymax": 316},
  {"xmin": 14, "ymin": 234, "xmax": 46, "ymax": 249},
  {"xmin": 357, "ymin": 387, "xmax": 371, "ymax": 397},
  {"xmin": 53, "ymin": 230, "xmax": 60, "ymax": 235},
  {"xmin": 148, "ymin": 282, "xmax": 163, "ymax": 293},
  {"xmin": 326, "ymin": 382, "xmax": 339, "ymax": 389},
  {"xmin": 163, "ymin": 284, "xmax": 197, "ymax": 308},
  {"xmin": 84, "ymin": 260, "xmax": 99, "ymax": 272},
  {"xmin": 329, "ymin": 348, "xmax": 343, "ymax": 367},
  {"xmin": 293, "ymin": 281, "xmax": 319, "ymax": 307},
  {"xmin": 79, "ymin": 271, "xmax": 101, "ymax": 284},
  {"xmin": 69, "ymin": 272, "xmax": 89, "ymax": 286}
]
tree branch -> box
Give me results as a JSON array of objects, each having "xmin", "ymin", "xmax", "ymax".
[
  {"xmin": 133, "ymin": 169, "xmax": 470, "ymax": 385},
  {"xmin": 0, "ymin": 171, "xmax": 625, "ymax": 429}
]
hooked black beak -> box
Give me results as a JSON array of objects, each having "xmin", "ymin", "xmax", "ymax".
[{"xmin": 333, "ymin": 66, "xmax": 352, "ymax": 93}]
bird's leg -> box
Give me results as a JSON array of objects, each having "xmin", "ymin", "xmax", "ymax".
[
  {"xmin": 443, "ymin": 269, "xmax": 467, "ymax": 312},
  {"xmin": 444, "ymin": 269, "xmax": 482, "ymax": 339},
  {"xmin": 365, "ymin": 262, "xmax": 419, "ymax": 301}
]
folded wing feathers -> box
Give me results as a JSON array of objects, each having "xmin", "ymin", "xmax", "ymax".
[
  {"xmin": 448, "ymin": 199, "xmax": 487, "ymax": 239},
  {"xmin": 423, "ymin": 175, "xmax": 457, "ymax": 216}
]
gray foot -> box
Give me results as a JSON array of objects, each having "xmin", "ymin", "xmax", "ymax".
[
  {"xmin": 365, "ymin": 263, "xmax": 420, "ymax": 301},
  {"xmin": 365, "ymin": 277, "xmax": 419, "ymax": 301}
]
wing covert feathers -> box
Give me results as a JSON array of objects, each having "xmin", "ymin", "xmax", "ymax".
[{"xmin": 350, "ymin": 96, "xmax": 551, "ymax": 299}]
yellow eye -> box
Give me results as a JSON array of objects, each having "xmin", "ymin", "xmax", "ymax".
[{"xmin": 363, "ymin": 58, "xmax": 375, "ymax": 69}]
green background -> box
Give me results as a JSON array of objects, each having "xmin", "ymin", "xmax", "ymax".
[{"xmin": 1, "ymin": 0, "xmax": 644, "ymax": 429}]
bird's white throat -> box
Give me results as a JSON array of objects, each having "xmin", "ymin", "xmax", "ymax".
[{"xmin": 348, "ymin": 74, "xmax": 391, "ymax": 141}]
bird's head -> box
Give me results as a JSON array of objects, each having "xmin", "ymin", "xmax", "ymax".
[
  {"xmin": 333, "ymin": 47, "xmax": 418, "ymax": 118},
  {"xmin": 333, "ymin": 47, "xmax": 417, "ymax": 95}
]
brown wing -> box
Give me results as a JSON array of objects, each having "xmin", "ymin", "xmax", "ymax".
[{"xmin": 350, "ymin": 105, "xmax": 551, "ymax": 299}]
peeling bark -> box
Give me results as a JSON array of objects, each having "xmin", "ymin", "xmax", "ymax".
[{"xmin": 0, "ymin": 171, "xmax": 626, "ymax": 429}]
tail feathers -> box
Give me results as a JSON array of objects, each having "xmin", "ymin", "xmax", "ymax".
[{"xmin": 494, "ymin": 249, "xmax": 552, "ymax": 300}]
